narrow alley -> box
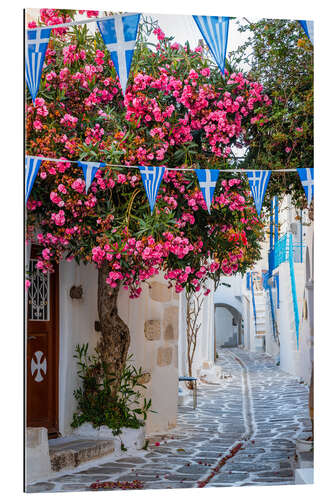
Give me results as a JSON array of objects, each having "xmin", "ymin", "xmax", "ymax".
[{"xmin": 27, "ymin": 347, "xmax": 311, "ymax": 492}]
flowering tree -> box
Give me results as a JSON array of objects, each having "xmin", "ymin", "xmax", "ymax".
[
  {"xmin": 26, "ymin": 9, "xmax": 270, "ymax": 379},
  {"xmin": 229, "ymin": 19, "xmax": 313, "ymax": 209}
]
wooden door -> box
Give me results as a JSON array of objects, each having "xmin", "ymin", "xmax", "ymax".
[{"xmin": 26, "ymin": 246, "xmax": 59, "ymax": 437}]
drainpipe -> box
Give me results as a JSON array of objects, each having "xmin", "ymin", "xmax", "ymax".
[
  {"xmin": 274, "ymin": 196, "xmax": 279, "ymax": 246},
  {"xmin": 300, "ymin": 209, "xmax": 303, "ymax": 263},
  {"xmin": 269, "ymin": 199, "xmax": 274, "ymax": 276}
]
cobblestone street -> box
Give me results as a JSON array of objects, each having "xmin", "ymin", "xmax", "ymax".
[{"xmin": 27, "ymin": 348, "xmax": 312, "ymax": 492}]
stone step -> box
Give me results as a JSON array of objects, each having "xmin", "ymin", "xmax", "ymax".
[
  {"xmin": 297, "ymin": 450, "xmax": 313, "ymax": 469},
  {"xmin": 294, "ymin": 468, "xmax": 314, "ymax": 484},
  {"xmin": 48, "ymin": 437, "xmax": 115, "ymax": 472}
]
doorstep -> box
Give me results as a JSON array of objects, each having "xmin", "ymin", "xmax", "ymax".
[{"xmin": 48, "ymin": 436, "xmax": 115, "ymax": 472}]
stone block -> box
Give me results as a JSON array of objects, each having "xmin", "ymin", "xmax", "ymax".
[
  {"xmin": 164, "ymin": 324, "xmax": 174, "ymax": 340},
  {"xmin": 144, "ymin": 320, "xmax": 161, "ymax": 341},
  {"xmin": 163, "ymin": 306, "xmax": 179, "ymax": 341},
  {"xmin": 149, "ymin": 281, "xmax": 172, "ymax": 302},
  {"xmin": 25, "ymin": 427, "xmax": 52, "ymax": 484},
  {"xmin": 157, "ymin": 346, "xmax": 173, "ymax": 366},
  {"xmin": 72, "ymin": 424, "xmax": 145, "ymax": 451}
]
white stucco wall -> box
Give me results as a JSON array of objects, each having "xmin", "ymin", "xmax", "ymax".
[
  {"xmin": 298, "ymin": 223, "xmax": 314, "ymax": 384},
  {"xmin": 215, "ymin": 307, "xmax": 234, "ymax": 347},
  {"xmin": 58, "ymin": 262, "xmax": 179, "ymax": 436},
  {"xmin": 277, "ymin": 260, "xmax": 306, "ymax": 378},
  {"xmin": 242, "ymin": 295, "xmax": 252, "ymax": 351},
  {"xmin": 214, "ymin": 274, "xmax": 243, "ymax": 315},
  {"xmin": 59, "ymin": 261, "xmax": 99, "ymax": 437},
  {"xmin": 178, "ymin": 279, "xmax": 215, "ymax": 379}
]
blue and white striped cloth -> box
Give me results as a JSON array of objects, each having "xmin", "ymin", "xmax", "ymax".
[
  {"xmin": 78, "ymin": 161, "xmax": 104, "ymax": 193},
  {"xmin": 299, "ymin": 20, "xmax": 314, "ymax": 44},
  {"xmin": 246, "ymin": 170, "xmax": 271, "ymax": 216},
  {"xmin": 97, "ymin": 14, "xmax": 141, "ymax": 95},
  {"xmin": 297, "ymin": 168, "xmax": 314, "ymax": 206},
  {"xmin": 139, "ymin": 166, "xmax": 165, "ymax": 214},
  {"xmin": 195, "ymin": 169, "xmax": 220, "ymax": 213},
  {"xmin": 193, "ymin": 16, "xmax": 229, "ymax": 75},
  {"xmin": 25, "ymin": 156, "xmax": 42, "ymax": 204},
  {"xmin": 25, "ymin": 28, "xmax": 51, "ymax": 103}
]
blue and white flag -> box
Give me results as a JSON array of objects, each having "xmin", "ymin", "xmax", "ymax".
[
  {"xmin": 195, "ymin": 169, "xmax": 220, "ymax": 213},
  {"xmin": 25, "ymin": 156, "xmax": 42, "ymax": 204},
  {"xmin": 297, "ymin": 168, "xmax": 314, "ymax": 206},
  {"xmin": 193, "ymin": 16, "xmax": 229, "ymax": 75},
  {"xmin": 97, "ymin": 14, "xmax": 141, "ymax": 95},
  {"xmin": 246, "ymin": 170, "xmax": 271, "ymax": 217},
  {"xmin": 78, "ymin": 161, "xmax": 105, "ymax": 193},
  {"xmin": 299, "ymin": 20, "xmax": 314, "ymax": 44},
  {"xmin": 25, "ymin": 27, "xmax": 51, "ymax": 103},
  {"xmin": 139, "ymin": 166, "xmax": 165, "ymax": 214}
]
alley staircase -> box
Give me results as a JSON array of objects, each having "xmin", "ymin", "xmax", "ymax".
[{"xmin": 254, "ymin": 291, "xmax": 266, "ymax": 352}]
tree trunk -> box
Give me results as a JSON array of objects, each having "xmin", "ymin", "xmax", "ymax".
[{"xmin": 96, "ymin": 263, "xmax": 130, "ymax": 392}]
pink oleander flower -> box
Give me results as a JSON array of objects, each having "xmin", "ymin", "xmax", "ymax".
[
  {"xmin": 51, "ymin": 210, "xmax": 66, "ymax": 226},
  {"xmin": 33, "ymin": 120, "xmax": 43, "ymax": 131},
  {"xmin": 153, "ymin": 27, "xmax": 165, "ymax": 41}
]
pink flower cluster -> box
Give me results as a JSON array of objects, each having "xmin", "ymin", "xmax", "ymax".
[{"xmin": 40, "ymin": 9, "xmax": 72, "ymax": 35}]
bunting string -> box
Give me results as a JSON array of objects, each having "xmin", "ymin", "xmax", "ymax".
[{"xmin": 25, "ymin": 156, "xmax": 298, "ymax": 173}]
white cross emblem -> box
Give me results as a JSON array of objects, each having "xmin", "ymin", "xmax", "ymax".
[
  {"xmin": 105, "ymin": 17, "xmax": 134, "ymax": 93},
  {"xmin": 199, "ymin": 170, "xmax": 216, "ymax": 211},
  {"xmin": 28, "ymin": 29, "xmax": 50, "ymax": 52},
  {"xmin": 31, "ymin": 350, "xmax": 47, "ymax": 383}
]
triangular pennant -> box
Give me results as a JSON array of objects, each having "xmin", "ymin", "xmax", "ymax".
[
  {"xmin": 25, "ymin": 156, "xmax": 42, "ymax": 204},
  {"xmin": 299, "ymin": 20, "xmax": 314, "ymax": 44},
  {"xmin": 193, "ymin": 16, "xmax": 229, "ymax": 75},
  {"xmin": 97, "ymin": 14, "xmax": 141, "ymax": 95},
  {"xmin": 297, "ymin": 168, "xmax": 314, "ymax": 206},
  {"xmin": 25, "ymin": 27, "xmax": 51, "ymax": 103},
  {"xmin": 78, "ymin": 161, "xmax": 105, "ymax": 193},
  {"xmin": 195, "ymin": 169, "xmax": 220, "ymax": 213},
  {"xmin": 246, "ymin": 170, "xmax": 271, "ymax": 216},
  {"xmin": 139, "ymin": 166, "xmax": 165, "ymax": 214}
]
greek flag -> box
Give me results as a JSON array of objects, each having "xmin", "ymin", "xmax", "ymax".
[
  {"xmin": 246, "ymin": 170, "xmax": 271, "ymax": 216},
  {"xmin": 97, "ymin": 14, "xmax": 141, "ymax": 95},
  {"xmin": 299, "ymin": 20, "xmax": 314, "ymax": 44},
  {"xmin": 25, "ymin": 28, "xmax": 51, "ymax": 103},
  {"xmin": 139, "ymin": 166, "xmax": 165, "ymax": 214},
  {"xmin": 195, "ymin": 169, "xmax": 220, "ymax": 213},
  {"xmin": 297, "ymin": 168, "xmax": 314, "ymax": 206},
  {"xmin": 193, "ymin": 16, "xmax": 229, "ymax": 75},
  {"xmin": 78, "ymin": 161, "xmax": 105, "ymax": 193},
  {"xmin": 25, "ymin": 156, "xmax": 42, "ymax": 204}
]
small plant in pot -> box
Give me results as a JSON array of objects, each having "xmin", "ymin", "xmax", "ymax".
[{"xmin": 71, "ymin": 343, "xmax": 153, "ymax": 445}]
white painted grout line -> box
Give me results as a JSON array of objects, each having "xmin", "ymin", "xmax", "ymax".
[{"xmin": 196, "ymin": 349, "xmax": 257, "ymax": 487}]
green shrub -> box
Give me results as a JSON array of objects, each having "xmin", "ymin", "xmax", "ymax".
[{"xmin": 71, "ymin": 343, "xmax": 153, "ymax": 436}]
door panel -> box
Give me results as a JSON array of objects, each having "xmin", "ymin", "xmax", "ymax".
[{"xmin": 26, "ymin": 248, "xmax": 59, "ymax": 437}]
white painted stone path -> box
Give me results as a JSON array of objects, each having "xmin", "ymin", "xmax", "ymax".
[{"xmin": 27, "ymin": 348, "xmax": 312, "ymax": 492}]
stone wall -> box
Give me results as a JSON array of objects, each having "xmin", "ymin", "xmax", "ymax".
[{"xmin": 118, "ymin": 273, "xmax": 179, "ymax": 433}]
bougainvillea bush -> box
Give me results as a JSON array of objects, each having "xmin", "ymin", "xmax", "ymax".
[{"xmin": 26, "ymin": 9, "xmax": 269, "ymax": 374}]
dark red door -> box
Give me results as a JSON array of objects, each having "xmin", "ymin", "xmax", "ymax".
[{"xmin": 26, "ymin": 246, "xmax": 59, "ymax": 437}]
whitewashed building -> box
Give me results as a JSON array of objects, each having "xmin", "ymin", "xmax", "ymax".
[{"xmin": 241, "ymin": 195, "xmax": 313, "ymax": 385}]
